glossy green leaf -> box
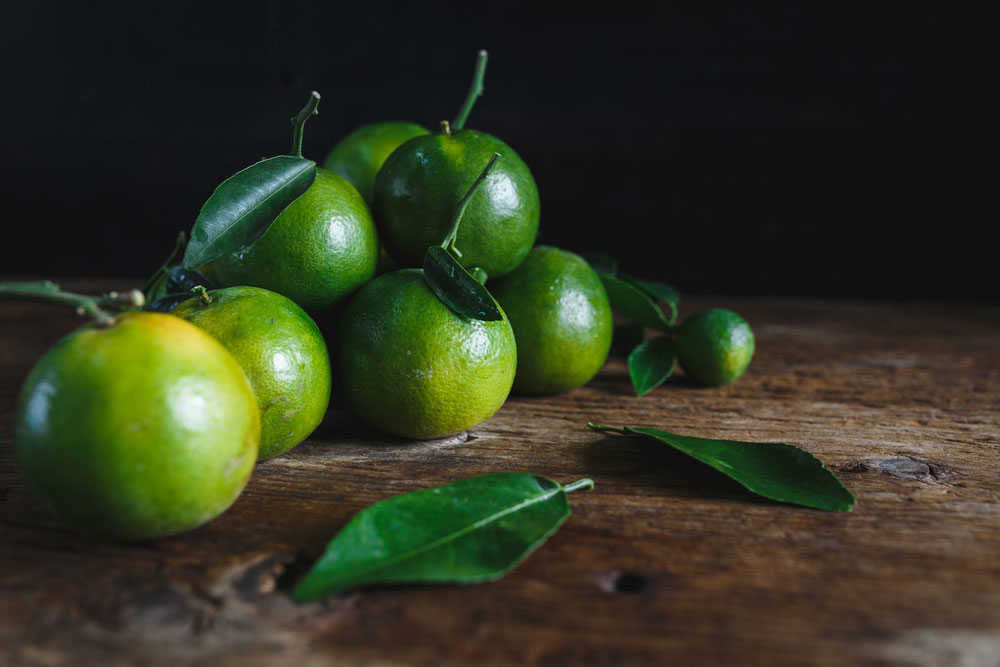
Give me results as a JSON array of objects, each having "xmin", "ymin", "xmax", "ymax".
[
  {"xmin": 293, "ymin": 474, "xmax": 594, "ymax": 601},
  {"xmin": 589, "ymin": 424, "xmax": 855, "ymax": 511},
  {"xmin": 597, "ymin": 272, "xmax": 672, "ymax": 332},
  {"xmin": 623, "ymin": 276, "xmax": 679, "ymax": 305},
  {"xmin": 423, "ymin": 246, "xmax": 503, "ymax": 321},
  {"xmin": 622, "ymin": 276, "xmax": 680, "ymax": 325},
  {"xmin": 182, "ymin": 156, "xmax": 316, "ymax": 269},
  {"xmin": 627, "ymin": 337, "xmax": 676, "ymax": 396}
]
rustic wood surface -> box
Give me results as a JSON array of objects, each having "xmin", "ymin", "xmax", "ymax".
[{"xmin": 2, "ymin": 280, "xmax": 998, "ymax": 667}]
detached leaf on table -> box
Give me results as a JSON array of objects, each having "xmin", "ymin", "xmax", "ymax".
[
  {"xmin": 589, "ymin": 424, "xmax": 855, "ymax": 511},
  {"xmin": 293, "ymin": 473, "xmax": 594, "ymax": 601},
  {"xmin": 182, "ymin": 155, "xmax": 316, "ymax": 269}
]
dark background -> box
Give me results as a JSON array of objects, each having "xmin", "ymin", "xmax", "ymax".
[{"xmin": 2, "ymin": 4, "xmax": 962, "ymax": 299}]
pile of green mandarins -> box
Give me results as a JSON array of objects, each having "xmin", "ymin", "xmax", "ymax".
[{"xmin": 8, "ymin": 51, "xmax": 753, "ymax": 541}]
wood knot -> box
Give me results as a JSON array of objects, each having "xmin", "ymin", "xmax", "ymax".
[{"xmin": 598, "ymin": 570, "xmax": 649, "ymax": 594}]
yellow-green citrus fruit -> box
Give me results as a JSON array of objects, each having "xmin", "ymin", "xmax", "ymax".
[
  {"xmin": 172, "ymin": 286, "xmax": 332, "ymax": 460},
  {"xmin": 337, "ymin": 269, "xmax": 516, "ymax": 439},
  {"xmin": 491, "ymin": 246, "xmax": 613, "ymax": 395},
  {"xmin": 14, "ymin": 312, "xmax": 260, "ymax": 541},
  {"xmin": 322, "ymin": 121, "xmax": 430, "ymax": 206},
  {"xmin": 200, "ymin": 168, "xmax": 378, "ymax": 312},
  {"xmin": 674, "ymin": 308, "xmax": 755, "ymax": 386},
  {"xmin": 373, "ymin": 129, "xmax": 540, "ymax": 278}
]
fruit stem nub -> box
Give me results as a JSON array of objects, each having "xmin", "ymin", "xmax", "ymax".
[
  {"xmin": 0, "ymin": 281, "xmax": 144, "ymax": 326},
  {"xmin": 191, "ymin": 285, "xmax": 213, "ymax": 304},
  {"xmin": 452, "ymin": 50, "xmax": 488, "ymax": 131},
  {"xmin": 289, "ymin": 91, "xmax": 321, "ymax": 158},
  {"xmin": 439, "ymin": 152, "xmax": 501, "ymax": 256}
]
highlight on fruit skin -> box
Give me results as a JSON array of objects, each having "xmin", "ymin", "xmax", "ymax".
[
  {"xmin": 171, "ymin": 285, "xmax": 332, "ymax": 460},
  {"xmin": 14, "ymin": 312, "xmax": 260, "ymax": 541}
]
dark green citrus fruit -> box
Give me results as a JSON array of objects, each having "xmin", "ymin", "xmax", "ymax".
[
  {"xmin": 373, "ymin": 129, "xmax": 540, "ymax": 278},
  {"xmin": 338, "ymin": 269, "xmax": 516, "ymax": 439},
  {"xmin": 200, "ymin": 168, "xmax": 378, "ymax": 312},
  {"xmin": 322, "ymin": 121, "xmax": 429, "ymax": 206},
  {"xmin": 172, "ymin": 286, "xmax": 332, "ymax": 460},
  {"xmin": 15, "ymin": 312, "xmax": 260, "ymax": 541},
  {"xmin": 674, "ymin": 308, "xmax": 755, "ymax": 386},
  {"xmin": 491, "ymin": 246, "xmax": 613, "ymax": 395}
]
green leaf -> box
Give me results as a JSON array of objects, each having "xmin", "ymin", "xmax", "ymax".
[
  {"xmin": 597, "ymin": 272, "xmax": 672, "ymax": 332},
  {"xmin": 623, "ymin": 276, "xmax": 679, "ymax": 305},
  {"xmin": 293, "ymin": 473, "xmax": 594, "ymax": 601},
  {"xmin": 423, "ymin": 246, "xmax": 503, "ymax": 321},
  {"xmin": 627, "ymin": 337, "xmax": 676, "ymax": 396},
  {"xmin": 182, "ymin": 156, "xmax": 316, "ymax": 269},
  {"xmin": 581, "ymin": 252, "xmax": 619, "ymax": 276},
  {"xmin": 622, "ymin": 276, "xmax": 680, "ymax": 325},
  {"xmin": 589, "ymin": 424, "xmax": 855, "ymax": 511}
]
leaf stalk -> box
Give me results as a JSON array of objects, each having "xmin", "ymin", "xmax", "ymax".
[
  {"xmin": 563, "ymin": 478, "xmax": 595, "ymax": 494},
  {"xmin": 0, "ymin": 281, "xmax": 143, "ymax": 326},
  {"xmin": 440, "ymin": 152, "xmax": 501, "ymax": 255},
  {"xmin": 290, "ymin": 91, "xmax": 321, "ymax": 158},
  {"xmin": 452, "ymin": 50, "xmax": 488, "ymax": 131}
]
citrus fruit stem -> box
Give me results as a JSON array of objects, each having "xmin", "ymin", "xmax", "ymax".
[
  {"xmin": 191, "ymin": 285, "xmax": 213, "ymax": 304},
  {"xmin": 452, "ymin": 50, "xmax": 488, "ymax": 131},
  {"xmin": 439, "ymin": 152, "xmax": 501, "ymax": 256},
  {"xmin": 289, "ymin": 91, "xmax": 321, "ymax": 158},
  {"xmin": 564, "ymin": 478, "xmax": 595, "ymax": 494},
  {"xmin": 440, "ymin": 120, "xmax": 452, "ymax": 136},
  {"xmin": 0, "ymin": 281, "xmax": 144, "ymax": 326}
]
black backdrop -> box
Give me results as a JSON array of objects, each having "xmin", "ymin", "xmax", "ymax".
[{"xmin": 2, "ymin": 4, "xmax": 963, "ymax": 299}]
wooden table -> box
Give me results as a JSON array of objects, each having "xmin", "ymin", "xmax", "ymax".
[{"xmin": 2, "ymin": 282, "xmax": 998, "ymax": 666}]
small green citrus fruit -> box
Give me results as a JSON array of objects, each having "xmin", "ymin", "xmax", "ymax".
[
  {"xmin": 201, "ymin": 168, "xmax": 378, "ymax": 312},
  {"xmin": 15, "ymin": 312, "xmax": 260, "ymax": 540},
  {"xmin": 322, "ymin": 121, "xmax": 429, "ymax": 206},
  {"xmin": 373, "ymin": 129, "xmax": 539, "ymax": 278},
  {"xmin": 172, "ymin": 286, "xmax": 332, "ymax": 460},
  {"xmin": 337, "ymin": 269, "xmax": 516, "ymax": 439},
  {"xmin": 491, "ymin": 246, "xmax": 613, "ymax": 395},
  {"xmin": 674, "ymin": 309, "xmax": 755, "ymax": 386}
]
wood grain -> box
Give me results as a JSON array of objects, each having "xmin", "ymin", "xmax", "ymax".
[{"xmin": 2, "ymin": 281, "xmax": 998, "ymax": 666}]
